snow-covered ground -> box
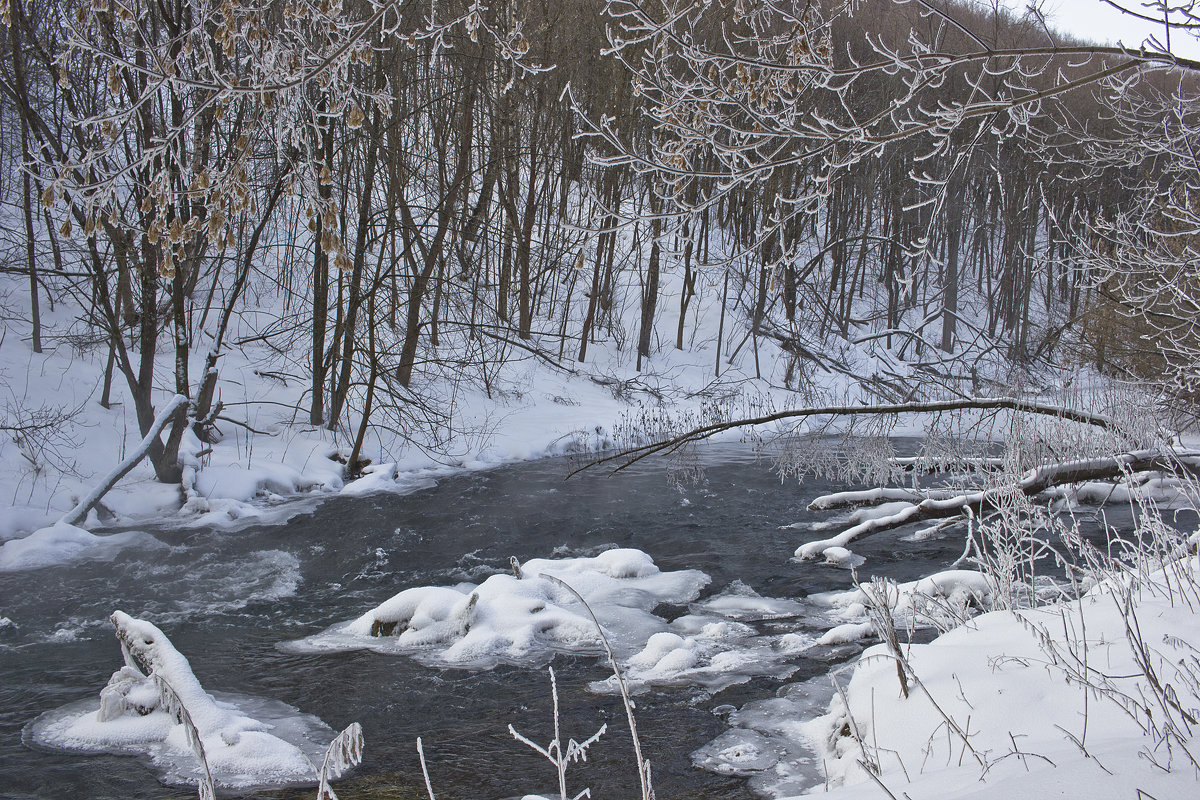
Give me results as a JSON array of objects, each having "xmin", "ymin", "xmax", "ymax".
[
  {"xmin": 781, "ymin": 556, "xmax": 1199, "ymax": 800},
  {"xmin": 0, "ymin": 261, "xmax": 812, "ymax": 548}
]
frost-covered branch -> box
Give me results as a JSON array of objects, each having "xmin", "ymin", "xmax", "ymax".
[
  {"xmin": 578, "ymin": 397, "xmax": 1115, "ymax": 475},
  {"xmin": 796, "ymin": 449, "xmax": 1200, "ymax": 558},
  {"xmin": 317, "ymin": 723, "xmax": 365, "ymax": 800}
]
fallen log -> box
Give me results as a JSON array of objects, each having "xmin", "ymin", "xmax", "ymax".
[
  {"xmin": 574, "ymin": 397, "xmax": 1116, "ymax": 477},
  {"xmin": 59, "ymin": 394, "xmax": 189, "ymax": 526},
  {"xmin": 795, "ymin": 449, "xmax": 1200, "ymax": 559}
]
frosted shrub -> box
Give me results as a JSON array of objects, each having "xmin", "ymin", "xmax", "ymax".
[{"xmin": 509, "ymin": 667, "xmax": 607, "ymax": 800}]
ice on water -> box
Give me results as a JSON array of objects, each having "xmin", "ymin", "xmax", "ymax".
[
  {"xmin": 691, "ymin": 675, "xmax": 836, "ymax": 797},
  {"xmin": 0, "ymin": 522, "xmax": 162, "ymax": 572},
  {"xmin": 25, "ymin": 611, "xmax": 343, "ymax": 792}
]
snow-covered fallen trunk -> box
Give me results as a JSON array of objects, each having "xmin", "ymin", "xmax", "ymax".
[
  {"xmin": 796, "ymin": 449, "xmax": 1198, "ymax": 559},
  {"xmin": 25, "ymin": 611, "xmax": 349, "ymax": 793},
  {"xmin": 805, "ymin": 486, "xmax": 956, "ymax": 510},
  {"xmin": 59, "ymin": 394, "xmax": 189, "ymax": 526}
]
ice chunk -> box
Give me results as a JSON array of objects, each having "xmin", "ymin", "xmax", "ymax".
[
  {"xmin": 816, "ymin": 621, "xmax": 876, "ymax": 645},
  {"xmin": 589, "ymin": 607, "xmax": 816, "ymax": 695},
  {"xmin": 25, "ymin": 611, "xmax": 345, "ymax": 792},
  {"xmin": 821, "ymin": 546, "xmax": 865, "ymax": 569},
  {"xmin": 691, "ymin": 580, "xmax": 807, "ymax": 621},
  {"xmin": 693, "ymin": 675, "xmax": 836, "ymax": 797},
  {"xmin": 691, "ymin": 728, "xmax": 777, "ymax": 775}
]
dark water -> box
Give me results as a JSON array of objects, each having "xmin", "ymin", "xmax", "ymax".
[{"xmin": 0, "ymin": 446, "xmax": 967, "ymax": 800}]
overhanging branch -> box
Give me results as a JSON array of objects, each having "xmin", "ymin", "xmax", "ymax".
[{"xmin": 572, "ymin": 397, "xmax": 1115, "ymax": 477}]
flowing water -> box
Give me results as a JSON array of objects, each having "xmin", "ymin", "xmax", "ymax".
[{"xmin": 0, "ymin": 445, "xmax": 969, "ymax": 800}]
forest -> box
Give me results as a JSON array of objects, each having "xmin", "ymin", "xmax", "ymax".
[{"xmin": 2, "ymin": 0, "xmax": 1196, "ymax": 480}]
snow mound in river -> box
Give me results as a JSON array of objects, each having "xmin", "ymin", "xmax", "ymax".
[
  {"xmin": 291, "ymin": 550, "xmax": 817, "ymax": 690},
  {"xmin": 25, "ymin": 611, "xmax": 341, "ymax": 792},
  {"xmin": 0, "ymin": 522, "xmax": 161, "ymax": 571},
  {"xmin": 289, "ymin": 548, "xmax": 711, "ymax": 666}
]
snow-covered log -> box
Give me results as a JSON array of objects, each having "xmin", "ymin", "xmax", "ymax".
[
  {"xmin": 797, "ymin": 449, "xmax": 1200, "ymax": 558},
  {"xmin": 59, "ymin": 394, "xmax": 189, "ymax": 526},
  {"xmin": 807, "ymin": 487, "xmax": 958, "ymax": 510}
]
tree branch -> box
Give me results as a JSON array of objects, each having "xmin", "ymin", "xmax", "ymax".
[{"xmin": 573, "ymin": 397, "xmax": 1114, "ymax": 476}]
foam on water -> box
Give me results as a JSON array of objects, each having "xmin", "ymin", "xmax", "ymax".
[{"xmin": 120, "ymin": 549, "xmax": 304, "ymax": 625}]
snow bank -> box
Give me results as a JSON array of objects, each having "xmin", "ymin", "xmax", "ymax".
[
  {"xmin": 0, "ymin": 522, "xmax": 161, "ymax": 571},
  {"xmin": 711, "ymin": 559, "xmax": 1200, "ymax": 800},
  {"xmin": 25, "ymin": 611, "xmax": 344, "ymax": 792}
]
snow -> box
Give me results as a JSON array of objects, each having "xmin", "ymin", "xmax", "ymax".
[
  {"xmin": 819, "ymin": 546, "xmax": 864, "ymax": 569},
  {"xmin": 802, "ymin": 560, "xmax": 1200, "ymax": 799},
  {"xmin": 289, "ymin": 548, "xmax": 710, "ymax": 666},
  {"xmin": 0, "ymin": 521, "xmax": 162, "ymax": 571},
  {"xmin": 25, "ymin": 611, "xmax": 346, "ymax": 792},
  {"xmin": 803, "ymin": 569, "xmax": 997, "ymax": 644},
  {"xmin": 289, "ymin": 548, "xmax": 816, "ymax": 691},
  {"xmin": 794, "ymin": 501, "xmax": 924, "ymax": 560},
  {"xmin": 0, "ymin": 221, "xmax": 941, "ymax": 563},
  {"xmin": 690, "ymin": 557, "xmax": 1200, "ymax": 800},
  {"xmin": 3, "ymin": 191, "xmax": 1198, "ymax": 800}
]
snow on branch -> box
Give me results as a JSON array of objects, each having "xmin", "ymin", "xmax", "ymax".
[{"xmin": 795, "ymin": 449, "xmax": 1200, "ymax": 558}]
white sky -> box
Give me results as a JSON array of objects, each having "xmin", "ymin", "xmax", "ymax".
[{"xmin": 1031, "ymin": 0, "xmax": 1200, "ymax": 60}]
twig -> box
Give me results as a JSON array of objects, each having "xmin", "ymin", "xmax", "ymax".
[{"xmin": 542, "ymin": 574, "xmax": 655, "ymax": 800}]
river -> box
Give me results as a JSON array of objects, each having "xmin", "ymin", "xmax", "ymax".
[{"xmin": 0, "ymin": 445, "xmax": 968, "ymax": 800}]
